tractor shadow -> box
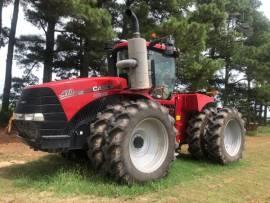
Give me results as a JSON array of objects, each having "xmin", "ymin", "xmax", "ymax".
[
  {"xmin": 0, "ymin": 153, "xmax": 246, "ymax": 197},
  {"xmin": 0, "ymin": 154, "xmax": 116, "ymax": 185}
]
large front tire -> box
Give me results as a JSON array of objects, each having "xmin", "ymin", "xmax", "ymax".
[
  {"xmin": 205, "ymin": 108, "xmax": 245, "ymax": 164},
  {"xmin": 102, "ymin": 100, "xmax": 176, "ymax": 184},
  {"xmin": 87, "ymin": 104, "xmax": 124, "ymax": 169}
]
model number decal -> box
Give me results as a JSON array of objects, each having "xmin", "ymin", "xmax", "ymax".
[
  {"xmin": 59, "ymin": 84, "xmax": 114, "ymax": 100},
  {"xmin": 59, "ymin": 89, "xmax": 75, "ymax": 100}
]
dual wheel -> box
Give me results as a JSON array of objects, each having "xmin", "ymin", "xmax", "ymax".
[
  {"xmin": 186, "ymin": 107, "xmax": 245, "ymax": 164},
  {"xmin": 88, "ymin": 100, "xmax": 176, "ymax": 184},
  {"xmin": 63, "ymin": 102, "xmax": 245, "ymax": 184}
]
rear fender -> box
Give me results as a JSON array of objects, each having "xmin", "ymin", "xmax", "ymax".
[
  {"xmin": 175, "ymin": 93, "xmax": 215, "ymax": 143},
  {"xmin": 178, "ymin": 93, "xmax": 215, "ymax": 112}
]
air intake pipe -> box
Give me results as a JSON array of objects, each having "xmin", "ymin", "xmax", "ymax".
[{"xmin": 116, "ymin": 9, "xmax": 150, "ymax": 90}]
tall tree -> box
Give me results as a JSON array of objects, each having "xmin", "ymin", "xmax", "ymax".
[
  {"xmin": 0, "ymin": 0, "xmax": 20, "ymax": 118},
  {"xmin": 0, "ymin": 0, "xmax": 12, "ymax": 47},
  {"xmin": 15, "ymin": 34, "xmax": 45, "ymax": 73},
  {"xmin": 0, "ymin": 0, "xmax": 3, "ymax": 38},
  {"xmin": 24, "ymin": 0, "xmax": 73, "ymax": 82},
  {"xmin": 55, "ymin": 0, "xmax": 114, "ymax": 77}
]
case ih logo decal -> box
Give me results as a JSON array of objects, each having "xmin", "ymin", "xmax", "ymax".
[{"xmin": 59, "ymin": 84, "xmax": 114, "ymax": 100}]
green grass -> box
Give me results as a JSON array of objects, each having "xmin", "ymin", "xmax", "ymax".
[
  {"xmin": 0, "ymin": 154, "xmax": 248, "ymax": 198},
  {"xmin": 247, "ymin": 125, "xmax": 270, "ymax": 136}
]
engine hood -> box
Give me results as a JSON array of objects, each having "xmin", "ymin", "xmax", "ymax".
[
  {"xmin": 28, "ymin": 77, "xmax": 127, "ymax": 96},
  {"xmin": 25, "ymin": 77, "xmax": 127, "ymax": 120}
]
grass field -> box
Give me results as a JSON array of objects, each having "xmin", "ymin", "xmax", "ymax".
[
  {"xmin": 248, "ymin": 125, "xmax": 270, "ymax": 136},
  {"xmin": 0, "ymin": 134, "xmax": 270, "ymax": 202}
]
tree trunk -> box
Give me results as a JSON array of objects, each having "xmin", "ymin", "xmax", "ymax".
[
  {"xmin": 223, "ymin": 62, "xmax": 230, "ymax": 106},
  {"xmin": 43, "ymin": 20, "xmax": 56, "ymax": 83},
  {"xmin": 254, "ymin": 99, "xmax": 258, "ymax": 120},
  {"xmin": 246, "ymin": 77, "xmax": 251, "ymax": 125},
  {"xmin": 80, "ymin": 39, "xmax": 89, "ymax": 78},
  {"xmin": 0, "ymin": 0, "xmax": 19, "ymax": 114},
  {"xmin": 120, "ymin": 14, "xmax": 129, "ymax": 39},
  {"xmin": 259, "ymin": 103, "xmax": 263, "ymax": 124},
  {"xmin": 0, "ymin": 0, "xmax": 3, "ymax": 36},
  {"xmin": 264, "ymin": 104, "xmax": 267, "ymax": 125}
]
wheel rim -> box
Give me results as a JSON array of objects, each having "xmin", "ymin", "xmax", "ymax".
[
  {"xmin": 224, "ymin": 119, "xmax": 242, "ymax": 157},
  {"xmin": 129, "ymin": 118, "xmax": 169, "ymax": 173}
]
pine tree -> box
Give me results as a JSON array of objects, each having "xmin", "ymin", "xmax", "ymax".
[
  {"xmin": 0, "ymin": 0, "xmax": 12, "ymax": 47},
  {"xmin": 23, "ymin": 0, "xmax": 73, "ymax": 82},
  {"xmin": 0, "ymin": 0, "xmax": 3, "ymax": 43},
  {"xmin": 55, "ymin": 0, "xmax": 114, "ymax": 77},
  {"xmin": 0, "ymin": 0, "xmax": 20, "ymax": 121},
  {"xmin": 15, "ymin": 34, "xmax": 45, "ymax": 73}
]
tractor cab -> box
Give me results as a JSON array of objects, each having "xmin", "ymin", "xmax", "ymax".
[{"xmin": 107, "ymin": 38, "xmax": 178, "ymax": 99}]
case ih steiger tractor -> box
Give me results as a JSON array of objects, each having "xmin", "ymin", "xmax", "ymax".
[{"xmin": 13, "ymin": 10, "xmax": 245, "ymax": 184}]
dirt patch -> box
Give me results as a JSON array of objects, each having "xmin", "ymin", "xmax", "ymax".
[
  {"xmin": 0, "ymin": 160, "xmax": 26, "ymax": 168},
  {"xmin": 0, "ymin": 128, "xmax": 20, "ymax": 144},
  {"xmin": 0, "ymin": 128, "xmax": 46, "ymax": 162}
]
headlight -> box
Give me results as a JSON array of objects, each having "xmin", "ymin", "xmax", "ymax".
[
  {"xmin": 33, "ymin": 113, "xmax": 45, "ymax": 121},
  {"xmin": 25, "ymin": 114, "xmax": 34, "ymax": 121},
  {"xmin": 14, "ymin": 113, "xmax": 45, "ymax": 122},
  {"xmin": 14, "ymin": 113, "xmax": 24, "ymax": 120}
]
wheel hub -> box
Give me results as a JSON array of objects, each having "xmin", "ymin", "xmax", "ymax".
[
  {"xmin": 129, "ymin": 118, "xmax": 169, "ymax": 174},
  {"xmin": 224, "ymin": 119, "xmax": 242, "ymax": 157},
  {"xmin": 133, "ymin": 136, "xmax": 144, "ymax": 149}
]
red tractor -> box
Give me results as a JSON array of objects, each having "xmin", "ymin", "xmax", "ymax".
[{"xmin": 13, "ymin": 10, "xmax": 245, "ymax": 184}]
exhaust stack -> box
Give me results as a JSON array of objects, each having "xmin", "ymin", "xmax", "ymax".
[
  {"xmin": 119, "ymin": 9, "xmax": 150, "ymax": 90},
  {"xmin": 125, "ymin": 9, "xmax": 140, "ymax": 38}
]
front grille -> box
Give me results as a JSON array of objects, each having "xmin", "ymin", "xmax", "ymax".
[
  {"xmin": 14, "ymin": 87, "xmax": 67, "ymax": 137},
  {"xmin": 16, "ymin": 88, "xmax": 64, "ymax": 114}
]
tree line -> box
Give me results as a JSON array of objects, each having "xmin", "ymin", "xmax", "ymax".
[{"xmin": 0, "ymin": 0, "xmax": 270, "ymax": 126}]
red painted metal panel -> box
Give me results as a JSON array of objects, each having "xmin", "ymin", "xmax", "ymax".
[
  {"xmin": 27, "ymin": 77, "xmax": 128, "ymax": 121},
  {"xmin": 27, "ymin": 76, "xmax": 214, "ymax": 145},
  {"xmin": 113, "ymin": 41, "xmax": 166, "ymax": 50}
]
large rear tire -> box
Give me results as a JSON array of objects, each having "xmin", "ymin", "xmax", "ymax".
[
  {"xmin": 102, "ymin": 100, "xmax": 176, "ymax": 184},
  {"xmin": 205, "ymin": 108, "xmax": 245, "ymax": 164},
  {"xmin": 186, "ymin": 107, "xmax": 216, "ymax": 159}
]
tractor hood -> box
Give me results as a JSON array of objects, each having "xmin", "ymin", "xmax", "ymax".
[
  {"xmin": 27, "ymin": 77, "xmax": 128, "ymax": 97},
  {"xmin": 22, "ymin": 77, "xmax": 127, "ymax": 120}
]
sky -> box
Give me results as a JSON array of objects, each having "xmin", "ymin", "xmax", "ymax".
[{"xmin": 0, "ymin": 1, "xmax": 270, "ymax": 95}]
